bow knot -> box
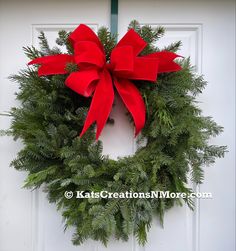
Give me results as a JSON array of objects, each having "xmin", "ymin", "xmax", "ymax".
[
  {"xmin": 105, "ymin": 63, "xmax": 115, "ymax": 73},
  {"xmin": 29, "ymin": 24, "xmax": 182, "ymax": 139}
]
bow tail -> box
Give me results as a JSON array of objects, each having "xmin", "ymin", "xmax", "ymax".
[
  {"xmin": 114, "ymin": 78, "xmax": 145, "ymax": 136},
  {"xmin": 80, "ymin": 69, "xmax": 114, "ymax": 140},
  {"xmin": 28, "ymin": 54, "xmax": 75, "ymax": 76},
  {"xmin": 147, "ymin": 51, "xmax": 182, "ymax": 73}
]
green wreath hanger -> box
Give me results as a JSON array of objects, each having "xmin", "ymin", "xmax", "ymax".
[{"xmin": 3, "ymin": 20, "xmax": 226, "ymax": 246}]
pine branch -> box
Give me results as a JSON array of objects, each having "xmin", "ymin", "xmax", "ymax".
[
  {"xmin": 163, "ymin": 41, "xmax": 182, "ymax": 52},
  {"xmin": 23, "ymin": 46, "xmax": 42, "ymax": 59}
]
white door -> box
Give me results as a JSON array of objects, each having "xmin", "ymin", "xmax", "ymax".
[{"xmin": 0, "ymin": 1, "xmax": 235, "ymax": 251}]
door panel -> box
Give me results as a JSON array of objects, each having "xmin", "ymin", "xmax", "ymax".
[
  {"xmin": 118, "ymin": 22, "xmax": 201, "ymax": 251},
  {"xmin": 118, "ymin": 1, "xmax": 235, "ymax": 251},
  {"xmin": 0, "ymin": 1, "xmax": 110, "ymax": 251},
  {"xmin": 0, "ymin": 1, "xmax": 235, "ymax": 251}
]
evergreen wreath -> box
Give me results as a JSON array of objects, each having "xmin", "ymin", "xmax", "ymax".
[{"xmin": 2, "ymin": 20, "xmax": 226, "ymax": 246}]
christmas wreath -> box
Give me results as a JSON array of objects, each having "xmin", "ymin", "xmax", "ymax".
[{"xmin": 4, "ymin": 21, "xmax": 226, "ymax": 245}]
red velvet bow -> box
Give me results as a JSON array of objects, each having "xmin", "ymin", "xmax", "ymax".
[{"xmin": 29, "ymin": 24, "xmax": 182, "ymax": 139}]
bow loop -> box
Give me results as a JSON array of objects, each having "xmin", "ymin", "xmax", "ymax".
[
  {"xmin": 74, "ymin": 41, "xmax": 105, "ymax": 68},
  {"xmin": 115, "ymin": 56, "xmax": 159, "ymax": 81},
  {"xmin": 65, "ymin": 69, "xmax": 99, "ymax": 97},
  {"xmin": 69, "ymin": 24, "xmax": 104, "ymax": 52},
  {"xmin": 110, "ymin": 46, "xmax": 134, "ymax": 73},
  {"xmin": 116, "ymin": 29, "xmax": 147, "ymax": 56}
]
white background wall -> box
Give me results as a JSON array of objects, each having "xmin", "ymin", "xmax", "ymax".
[{"xmin": 0, "ymin": 0, "xmax": 235, "ymax": 251}]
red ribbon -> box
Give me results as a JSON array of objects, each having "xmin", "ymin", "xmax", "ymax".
[{"xmin": 29, "ymin": 24, "xmax": 182, "ymax": 139}]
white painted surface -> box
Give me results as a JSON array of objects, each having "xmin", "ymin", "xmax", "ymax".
[
  {"xmin": 118, "ymin": 1, "xmax": 235, "ymax": 251},
  {"xmin": 0, "ymin": 0, "xmax": 235, "ymax": 251}
]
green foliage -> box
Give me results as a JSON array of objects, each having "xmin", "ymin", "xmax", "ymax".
[
  {"xmin": 56, "ymin": 30, "xmax": 74, "ymax": 54},
  {"xmin": 97, "ymin": 27, "xmax": 117, "ymax": 61},
  {"xmin": 3, "ymin": 20, "xmax": 226, "ymax": 246}
]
